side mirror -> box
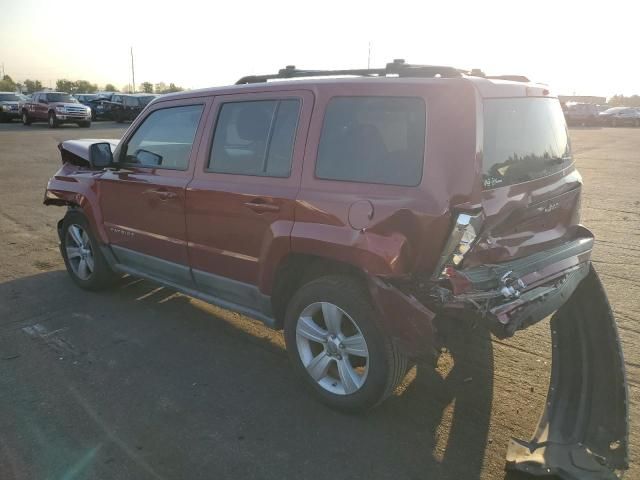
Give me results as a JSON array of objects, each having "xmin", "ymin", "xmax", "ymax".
[{"xmin": 89, "ymin": 142, "xmax": 114, "ymax": 169}]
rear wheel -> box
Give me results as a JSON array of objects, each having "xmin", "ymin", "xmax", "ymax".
[
  {"xmin": 60, "ymin": 211, "xmax": 117, "ymax": 290},
  {"xmin": 284, "ymin": 275, "xmax": 408, "ymax": 412},
  {"xmin": 22, "ymin": 111, "xmax": 31, "ymax": 126},
  {"xmin": 48, "ymin": 111, "xmax": 58, "ymax": 128}
]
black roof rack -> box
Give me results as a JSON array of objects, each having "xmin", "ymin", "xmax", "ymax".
[{"xmin": 236, "ymin": 59, "xmax": 466, "ymax": 85}]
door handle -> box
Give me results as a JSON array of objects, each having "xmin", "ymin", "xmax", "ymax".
[
  {"xmin": 244, "ymin": 199, "xmax": 280, "ymax": 213},
  {"xmin": 144, "ymin": 189, "xmax": 177, "ymax": 200}
]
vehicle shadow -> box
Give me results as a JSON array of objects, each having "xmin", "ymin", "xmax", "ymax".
[{"xmin": 0, "ymin": 271, "xmax": 498, "ymax": 480}]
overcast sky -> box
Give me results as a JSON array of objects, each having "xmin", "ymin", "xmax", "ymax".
[{"xmin": 1, "ymin": 0, "xmax": 638, "ymax": 97}]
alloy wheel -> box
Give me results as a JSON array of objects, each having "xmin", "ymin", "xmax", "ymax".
[
  {"xmin": 295, "ymin": 302, "xmax": 369, "ymax": 395},
  {"xmin": 65, "ymin": 224, "xmax": 95, "ymax": 280}
]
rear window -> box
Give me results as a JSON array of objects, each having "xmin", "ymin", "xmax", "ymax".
[
  {"xmin": 208, "ymin": 99, "xmax": 300, "ymax": 177},
  {"xmin": 316, "ymin": 97, "xmax": 426, "ymax": 186},
  {"xmin": 0, "ymin": 94, "xmax": 20, "ymax": 101},
  {"xmin": 483, "ymin": 98, "xmax": 572, "ymax": 189}
]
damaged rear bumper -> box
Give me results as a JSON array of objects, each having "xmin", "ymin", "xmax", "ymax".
[
  {"xmin": 438, "ymin": 231, "xmax": 594, "ymax": 339},
  {"xmin": 506, "ymin": 266, "xmax": 629, "ymax": 479},
  {"xmin": 368, "ymin": 229, "xmax": 628, "ymax": 479}
]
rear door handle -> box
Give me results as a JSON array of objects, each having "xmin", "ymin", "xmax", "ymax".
[
  {"xmin": 144, "ymin": 189, "xmax": 177, "ymax": 200},
  {"xmin": 244, "ymin": 199, "xmax": 280, "ymax": 213}
]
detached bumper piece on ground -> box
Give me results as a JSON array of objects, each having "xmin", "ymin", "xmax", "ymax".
[{"xmin": 506, "ymin": 267, "xmax": 628, "ymax": 480}]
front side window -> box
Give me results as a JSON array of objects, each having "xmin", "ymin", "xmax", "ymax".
[
  {"xmin": 208, "ymin": 99, "xmax": 300, "ymax": 177},
  {"xmin": 316, "ymin": 96, "xmax": 426, "ymax": 186},
  {"xmin": 124, "ymin": 96, "xmax": 140, "ymax": 107},
  {"xmin": 122, "ymin": 104, "xmax": 204, "ymax": 169}
]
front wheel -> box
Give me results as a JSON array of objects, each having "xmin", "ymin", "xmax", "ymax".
[
  {"xmin": 284, "ymin": 275, "xmax": 408, "ymax": 412},
  {"xmin": 48, "ymin": 111, "xmax": 58, "ymax": 128},
  {"xmin": 78, "ymin": 121, "xmax": 91, "ymax": 128},
  {"xmin": 60, "ymin": 211, "xmax": 117, "ymax": 290},
  {"xmin": 22, "ymin": 111, "xmax": 31, "ymax": 126}
]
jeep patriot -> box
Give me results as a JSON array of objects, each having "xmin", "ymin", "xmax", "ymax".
[{"xmin": 44, "ymin": 60, "xmax": 628, "ymax": 479}]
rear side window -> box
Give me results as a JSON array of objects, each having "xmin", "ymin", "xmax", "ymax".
[
  {"xmin": 122, "ymin": 104, "xmax": 204, "ymax": 169},
  {"xmin": 483, "ymin": 98, "xmax": 572, "ymax": 189},
  {"xmin": 316, "ymin": 97, "xmax": 426, "ymax": 186},
  {"xmin": 208, "ymin": 99, "xmax": 300, "ymax": 177}
]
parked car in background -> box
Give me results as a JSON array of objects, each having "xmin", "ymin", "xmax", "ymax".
[
  {"xmin": 43, "ymin": 60, "xmax": 628, "ymax": 480},
  {"xmin": 22, "ymin": 91, "xmax": 92, "ymax": 128},
  {"xmin": 564, "ymin": 102, "xmax": 599, "ymax": 126},
  {"xmin": 599, "ymin": 106, "xmax": 640, "ymax": 127},
  {"xmin": 108, "ymin": 93, "xmax": 157, "ymax": 122},
  {"xmin": 0, "ymin": 92, "xmax": 22, "ymax": 122},
  {"xmin": 86, "ymin": 93, "xmax": 116, "ymax": 121},
  {"xmin": 74, "ymin": 94, "xmax": 100, "ymax": 108}
]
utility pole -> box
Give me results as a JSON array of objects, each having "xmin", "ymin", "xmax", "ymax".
[
  {"xmin": 367, "ymin": 42, "xmax": 371, "ymax": 69},
  {"xmin": 130, "ymin": 47, "xmax": 136, "ymax": 93}
]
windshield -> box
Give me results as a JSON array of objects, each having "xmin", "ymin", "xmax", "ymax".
[
  {"xmin": 483, "ymin": 98, "xmax": 572, "ymax": 189},
  {"xmin": 0, "ymin": 94, "xmax": 20, "ymax": 101},
  {"xmin": 601, "ymin": 107, "xmax": 626, "ymax": 114},
  {"xmin": 46, "ymin": 93, "xmax": 77, "ymax": 103}
]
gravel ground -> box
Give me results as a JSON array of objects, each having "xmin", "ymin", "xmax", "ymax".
[{"xmin": 0, "ymin": 122, "xmax": 637, "ymax": 479}]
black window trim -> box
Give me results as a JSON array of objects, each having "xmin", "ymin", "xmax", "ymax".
[
  {"xmin": 118, "ymin": 102, "xmax": 206, "ymax": 171},
  {"xmin": 204, "ymin": 97, "xmax": 302, "ymax": 179},
  {"xmin": 314, "ymin": 95, "xmax": 427, "ymax": 188}
]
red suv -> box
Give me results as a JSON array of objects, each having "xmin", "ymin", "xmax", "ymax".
[{"xmin": 44, "ymin": 61, "xmax": 627, "ymax": 479}]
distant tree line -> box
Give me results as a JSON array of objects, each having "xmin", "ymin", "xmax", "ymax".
[
  {"xmin": 608, "ymin": 95, "xmax": 640, "ymax": 107},
  {"xmin": 139, "ymin": 81, "xmax": 184, "ymax": 94},
  {"xmin": 0, "ymin": 73, "xmax": 184, "ymax": 95}
]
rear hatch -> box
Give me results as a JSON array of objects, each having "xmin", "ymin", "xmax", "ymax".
[{"xmin": 464, "ymin": 94, "xmax": 586, "ymax": 267}]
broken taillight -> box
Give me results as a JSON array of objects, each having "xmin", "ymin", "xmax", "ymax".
[{"xmin": 432, "ymin": 211, "xmax": 483, "ymax": 279}]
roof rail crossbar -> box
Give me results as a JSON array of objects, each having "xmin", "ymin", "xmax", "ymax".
[{"xmin": 235, "ymin": 59, "xmax": 464, "ymax": 84}]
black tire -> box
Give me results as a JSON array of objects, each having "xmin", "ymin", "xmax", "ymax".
[
  {"xmin": 48, "ymin": 111, "xmax": 58, "ymax": 128},
  {"xmin": 60, "ymin": 211, "xmax": 117, "ymax": 291},
  {"xmin": 78, "ymin": 121, "xmax": 91, "ymax": 128},
  {"xmin": 22, "ymin": 111, "xmax": 31, "ymax": 126},
  {"xmin": 284, "ymin": 274, "xmax": 408, "ymax": 412}
]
